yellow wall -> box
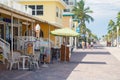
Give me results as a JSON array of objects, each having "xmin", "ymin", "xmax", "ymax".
[
  {"xmin": 18, "ymin": 0, "xmax": 66, "ymax": 27},
  {"xmin": 49, "ymin": 26, "xmax": 56, "ymax": 43},
  {"xmin": 21, "ymin": 22, "xmax": 56, "ymax": 44},
  {"xmin": 35, "ymin": 23, "xmax": 56, "ymax": 42},
  {"xmin": 62, "ymin": 16, "xmax": 72, "ymax": 28},
  {"xmin": 18, "ymin": 0, "xmax": 67, "ymax": 44}
]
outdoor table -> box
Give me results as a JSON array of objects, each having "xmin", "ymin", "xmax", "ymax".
[{"xmin": 19, "ymin": 55, "xmax": 29, "ymax": 70}]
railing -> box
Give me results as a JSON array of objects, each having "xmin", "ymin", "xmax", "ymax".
[
  {"xmin": 63, "ymin": 1, "xmax": 74, "ymax": 6},
  {"xmin": 0, "ymin": 0, "xmax": 32, "ymax": 15},
  {"xmin": 0, "ymin": 38, "xmax": 10, "ymax": 63}
]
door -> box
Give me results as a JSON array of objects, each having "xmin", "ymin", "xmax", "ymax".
[
  {"xmin": 0, "ymin": 24, "xmax": 4, "ymax": 40},
  {"xmin": 6, "ymin": 24, "xmax": 11, "ymax": 43},
  {"xmin": 13, "ymin": 27, "xmax": 18, "ymax": 50}
]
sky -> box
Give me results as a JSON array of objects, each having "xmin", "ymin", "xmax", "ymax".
[{"xmin": 77, "ymin": 0, "xmax": 120, "ymax": 38}]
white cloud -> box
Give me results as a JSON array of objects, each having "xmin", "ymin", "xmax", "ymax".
[
  {"xmin": 77, "ymin": 0, "xmax": 120, "ymax": 37},
  {"xmin": 84, "ymin": 0, "xmax": 120, "ymax": 18}
]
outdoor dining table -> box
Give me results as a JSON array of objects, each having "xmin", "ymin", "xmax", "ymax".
[{"xmin": 19, "ymin": 55, "xmax": 30, "ymax": 70}]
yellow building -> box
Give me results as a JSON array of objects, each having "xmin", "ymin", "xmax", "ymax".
[
  {"xmin": 63, "ymin": 13, "xmax": 74, "ymax": 28},
  {"xmin": 16, "ymin": 0, "xmax": 67, "ymax": 45},
  {"xmin": 17, "ymin": 0, "xmax": 66, "ymax": 27},
  {"xmin": 0, "ymin": 0, "xmax": 68, "ymax": 64},
  {"xmin": 0, "ymin": 0, "xmax": 69, "ymax": 66},
  {"xmin": 62, "ymin": 13, "xmax": 74, "ymax": 45}
]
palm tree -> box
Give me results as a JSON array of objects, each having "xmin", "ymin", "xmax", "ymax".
[
  {"xmin": 107, "ymin": 19, "xmax": 116, "ymax": 46},
  {"xmin": 72, "ymin": 0, "xmax": 94, "ymax": 35},
  {"xmin": 116, "ymin": 12, "xmax": 120, "ymax": 27},
  {"xmin": 108, "ymin": 20, "xmax": 115, "ymax": 31},
  {"xmin": 72, "ymin": 0, "xmax": 94, "ymax": 47},
  {"xmin": 103, "ymin": 35, "xmax": 108, "ymax": 41},
  {"xmin": 86, "ymin": 28, "xmax": 92, "ymax": 37},
  {"xmin": 116, "ymin": 12, "xmax": 120, "ymax": 36},
  {"xmin": 116, "ymin": 12, "xmax": 120, "ymax": 46}
]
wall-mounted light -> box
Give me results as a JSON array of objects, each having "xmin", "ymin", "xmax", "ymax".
[
  {"xmin": 35, "ymin": 24, "xmax": 40, "ymax": 38},
  {"xmin": 35, "ymin": 24, "xmax": 40, "ymax": 31}
]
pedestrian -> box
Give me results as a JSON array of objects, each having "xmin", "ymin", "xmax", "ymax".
[
  {"xmin": 82, "ymin": 41, "xmax": 85, "ymax": 49},
  {"xmin": 90, "ymin": 41, "xmax": 93, "ymax": 49},
  {"xmin": 87, "ymin": 42, "xmax": 90, "ymax": 49}
]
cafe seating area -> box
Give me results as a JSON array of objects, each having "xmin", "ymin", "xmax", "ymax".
[{"xmin": 0, "ymin": 36, "xmax": 72, "ymax": 71}]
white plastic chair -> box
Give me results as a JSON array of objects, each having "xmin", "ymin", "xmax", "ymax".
[
  {"xmin": 7, "ymin": 51, "xmax": 21, "ymax": 70},
  {"xmin": 30, "ymin": 53, "xmax": 40, "ymax": 69}
]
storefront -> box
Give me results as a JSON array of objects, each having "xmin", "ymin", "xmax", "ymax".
[{"xmin": 0, "ymin": 3, "xmax": 59, "ymax": 69}]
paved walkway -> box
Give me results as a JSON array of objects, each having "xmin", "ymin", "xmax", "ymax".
[
  {"xmin": 0, "ymin": 46, "xmax": 120, "ymax": 80},
  {"xmin": 105, "ymin": 47, "xmax": 120, "ymax": 61}
]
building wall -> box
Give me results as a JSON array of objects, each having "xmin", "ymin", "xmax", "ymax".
[
  {"xmin": 62, "ymin": 16, "xmax": 72, "ymax": 28},
  {"xmin": 38, "ymin": 23, "xmax": 55, "ymax": 43},
  {"xmin": 63, "ymin": 0, "xmax": 76, "ymax": 13},
  {"xmin": 18, "ymin": 0, "xmax": 66, "ymax": 27}
]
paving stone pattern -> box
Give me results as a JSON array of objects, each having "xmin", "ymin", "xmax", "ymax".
[{"xmin": 0, "ymin": 46, "xmax": 120, "ymax": 80}]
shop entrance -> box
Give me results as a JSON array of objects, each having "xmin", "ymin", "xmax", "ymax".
[
  {"xmin": 0, "ymin": 24, "xmax": 5, "ymax": 40},
  {"xmin": 13, "ymin": 27, "xmax": 18, "ymax": 50}
]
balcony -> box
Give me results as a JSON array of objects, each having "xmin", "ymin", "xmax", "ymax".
[
  {"xmin": 0, "ymin": 0, "xmax": 32, "ymax": 15},
  {"xmin": 64, "ymin": 1, "xmax": 74, "ymax": 6}
]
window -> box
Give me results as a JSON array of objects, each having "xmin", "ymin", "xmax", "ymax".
[
  {"xmin": 64, "ymin": 9, "xmax": 70, "ymax": 12},
  {"xmin": 28, "ymin": 5, "xmax": 35, "ymax": 15},
  {"xmin": 60, "ymin": 9, "xmax": 62, "ymax": 18},
  {"xmin": 63, "ymin": 0, "xmax": 69, "ymax": 5},
  {"xmin": 28, "ymin": 5, "xmax": 43, "ymax": 15},
  {"xmin": 36, "ymin": 5, "xmax": 43, "ymax": 15},
  {"xmin": 69, "ymin": 2, "xmax": 74, "ymax": 5},
  {"xmin": 56, "ymin": 7, "xmax": 59, "ymax": 17},
  {"xmin": 25, "ymin": 5, "xmax": 27, "ymax": 10}
]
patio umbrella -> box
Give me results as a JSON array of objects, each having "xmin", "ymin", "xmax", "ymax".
[
  {"xmin": 50, "ymin": 28, "xmax": 79, "ymax": 37},
  {"xmin": 50, "ymin": 28, "xmax": 79, "ymax": 62}
]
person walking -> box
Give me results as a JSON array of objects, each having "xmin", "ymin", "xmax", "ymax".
[
  {"xmin": 82, "ymin": 41, "xmax": 85, "ymax": 49},
  {"xmin": 90, "ymin": 41, "xmax": 94, "ymax": 49},
  {"xmin": 87, "ymin": 42, "xmax": 90, "ymax": 49}
]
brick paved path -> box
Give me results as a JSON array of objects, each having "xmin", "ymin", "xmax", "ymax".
[{"xmin": 0, "ymin": 46, "xmax": 120, "ymax": 80}]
